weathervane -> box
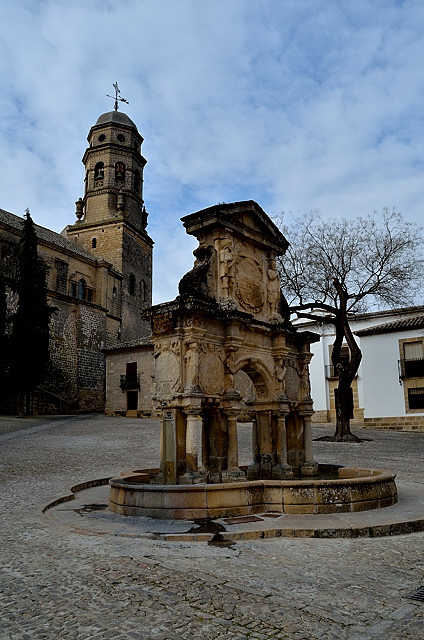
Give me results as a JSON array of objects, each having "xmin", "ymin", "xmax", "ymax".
[{"xmin": 106, "ymin": 82, "xmax": 129, "ymax": 112}]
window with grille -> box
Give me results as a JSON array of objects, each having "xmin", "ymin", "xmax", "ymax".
[
  {"xmin": 408, "ymin": 387, "xmax": 424, "ymax": 410},
  {"xmin": 403, "ymin": 341, "xmax": 424, "ymax": 377}
]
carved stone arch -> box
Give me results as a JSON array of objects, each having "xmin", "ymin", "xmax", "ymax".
[{"xmin": 235, "ymin": 357, "xmax": 273, "ymax": 400}]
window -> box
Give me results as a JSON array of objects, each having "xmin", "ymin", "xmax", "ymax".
[
  {"xmin": 91, "ymin": 237, "xmax": 97, "ymax": 249},
  {"xmin": 115, "ymin": 162, "xmax": 125, "ymax": 182},
  {"xmin": 126, "ymin": 362, "xmax": 137, "ymax": 377},
  {"xmin": 129, "ymin": 273, "xmax": 135, "ymax": 296},
  {"xmin": 402, "ymin": 341, "xmax": 424, "ymax": 378},
  {"xmin": 338, "ymin": 345, "xmax": 350, "ymax": 368},
  {"xmin": 70, "ymin": 279, "xmax": 94, "ymax": 302},
  {"xmin": 112, "ymin": 285, "xmax": 117, "ymax": 297},
  {"xmin": 408, "ymin": 387, "xmax": 424, "ymax": 410},
  {"xmin": 404, "ymin": 341, "xmax": 424, "ymax": 360},
  {"xmin": 78, "ymin": 279, "xmax": 86, "ymax": 300},
  {"xmin": 94, "ymin": 162, "xmax": 104, "ymax": 181},
  {"xmin": 326, "ymin": 344, "xmax": 351, "ymax": 378},
  {"xmin": 120, "ymin": 362, "xmax": 140, "ymax": 392}
]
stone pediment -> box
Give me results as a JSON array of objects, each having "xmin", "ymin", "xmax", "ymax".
[
  {"xmin": 178, "ymin": 201, "xmax": 290, "ymax": 322},
  {"xmin": 181, "ymin": 200, "xmax": 289, "ymax": 256}
]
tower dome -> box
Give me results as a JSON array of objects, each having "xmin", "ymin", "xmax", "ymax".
[{"xmin": 95, "ymin": 111, "xmax": 138, "ymax": 131}]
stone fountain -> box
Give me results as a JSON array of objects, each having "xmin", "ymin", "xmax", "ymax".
[{"xmin": 109, "ymin": 201, "xmax": 397, "ymax": 519}]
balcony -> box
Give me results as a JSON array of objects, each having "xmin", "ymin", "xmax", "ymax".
[
  {"xmin": 398, "ymin": 358, "xmax": 424, "ymax": 379},
  {"xmin": 120, "ymin": 374, "xmax": 140, "ymax": 390},
  {"xmin": 325, "ymin": 365, "xmax": 358, "ymax": 379}
]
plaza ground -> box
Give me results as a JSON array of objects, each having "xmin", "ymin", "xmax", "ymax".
[{"xmin": 0, "ymin": 415, "xmax": 423, "ymax": 639}]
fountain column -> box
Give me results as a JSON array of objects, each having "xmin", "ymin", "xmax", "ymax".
[
  {"xmin": 180, "ymin": 409, "xmax": 204, "ymax": 484},
  {"xmin": 222, "ymin": 410, "xmax": 245, "ymax": 482},
  {"xmin": 247, "ymin": 413, "xmax": 261, "ymax": 480},
  {"xmin": 300, "ymin": 411, "xmax": 319, "ymax": 476},
  {"xmin": 272, "ymin": 410, "xmax": 293, "ymax": 479}
]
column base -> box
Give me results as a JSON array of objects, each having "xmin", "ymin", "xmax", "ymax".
[
  {"xmin": 300, "ymin": 461, "xmax": 319, "ymax": 477},
  {"xmin": 246, "ymin": 462, "xmax": 261, "ymax": 480},
  {"xmin": 221, "ymin": 468, "xmax": 246, "ymax": 483},
  {"xmin": 179, "ymin": 471, "xmax": 206, "ymax": 485},
  {"xmin": 272, "ymin": 463, "xmax": 294, "ymax": 479},
  {"xmin": 151, "ymin": 471, "xmax": 165, "ymax": 484},
  {"xmin": 260, "ymin": 454, "xmax": 273, "ymax": 480}
]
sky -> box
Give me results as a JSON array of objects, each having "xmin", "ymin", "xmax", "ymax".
[{"xmin": 1, "ymin": 0, "xmax": 423, "ymax": 304}]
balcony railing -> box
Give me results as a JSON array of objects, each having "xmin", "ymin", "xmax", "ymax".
[
  {"xmin": 120, "ymin": 374, "xmax": 140, "ymax": 390},
  {"xmin": 325, "ymin": 365, "xmax": 358, "ymax": 379},
  {"xmin": 398, "ymin": 358, "xmax": 424, "ymax": 379}
]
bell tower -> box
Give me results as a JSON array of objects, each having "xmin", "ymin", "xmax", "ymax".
[{"xmin": 67, "ymin": 106, "xmax": 153, "ymax": 342}]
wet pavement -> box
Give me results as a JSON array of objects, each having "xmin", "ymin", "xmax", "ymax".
[{"xmin": 1, "ymin": 414, "xmax": 423, "ymax": 639}]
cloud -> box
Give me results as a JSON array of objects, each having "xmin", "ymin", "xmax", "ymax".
[{"xmin": 1, "ymin": 0, "xmax": 424, "ymax": 302}]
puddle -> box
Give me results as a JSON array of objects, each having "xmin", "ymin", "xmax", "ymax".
[
  {"xmin": 73, "ymin": 504, "xmax": 109, "ymax": 516},
  {"xmin": 188, "ymin": 518, "xmax": 226, "ymax": 534},
  {"xmin": 207, "ymin": 533, "xmax": 236, "ymax": 548}
]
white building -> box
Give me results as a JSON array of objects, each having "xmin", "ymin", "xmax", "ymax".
[{"xmin": 300, "ymin": 306, "xmax": 424, "ymax": 431}]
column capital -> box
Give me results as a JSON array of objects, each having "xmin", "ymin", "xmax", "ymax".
[
  {"xmin": 298, "ymin": 409, "xmax": 314, "ymax": 419},
  {"xmin": 274, "ymin": 408, "xmax": 290, "ymax": 418},
  {"xmin": 221, "ymin": 406, "xmax": 241, "ymax": 418},
  {"xmin": 183, "ymin": 407, "xmax": 203, "ymax": 417}
]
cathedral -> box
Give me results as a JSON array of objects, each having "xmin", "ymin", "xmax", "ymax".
[{"xmin": 0, "ymin": 109, "xmax": 154, "ymax": 413}]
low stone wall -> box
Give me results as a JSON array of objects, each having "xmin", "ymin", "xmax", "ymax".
[
  {"xmin": 312, "ymin": 408, "xmax": 364, "ymax": 423},
  {"xmin": 108, "ymin": 464, "xmax": 397, "ymax": 519},
  {"xmin": 364, "ymin": 415, "xmax": 424, "ymax": 432}
]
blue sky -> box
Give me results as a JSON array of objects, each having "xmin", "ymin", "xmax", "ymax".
[{"xmin": 1, "ymin": 0, "xmax": 423, "ymax": 303}]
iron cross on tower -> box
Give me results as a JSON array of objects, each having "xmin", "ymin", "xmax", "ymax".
[{"xmin": 106, "ymin": 82, "xmax": 129, "ymax": 111}]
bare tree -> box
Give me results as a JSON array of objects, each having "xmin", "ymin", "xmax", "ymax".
[{"xmin": 277, "ymin": 208, "xmax": 424, "ymax": 441}]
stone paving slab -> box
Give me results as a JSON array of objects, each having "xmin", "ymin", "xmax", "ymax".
[{"xmin": 1, "ymin": 414, "xmax": 423, "ymax": 640}]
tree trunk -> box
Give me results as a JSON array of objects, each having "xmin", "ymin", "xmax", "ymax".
[
  {"xmin": 316, "ymin": 280, "xmax": 363, "ymax": 442},
  {"xmin": 333, "ymin": 374, "xmax": 361, "ymax": 442}
]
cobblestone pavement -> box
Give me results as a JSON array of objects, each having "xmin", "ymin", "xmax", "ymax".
[{"xmin": 0, "ymin": 415, "xmax": 423, "ymax": 640}]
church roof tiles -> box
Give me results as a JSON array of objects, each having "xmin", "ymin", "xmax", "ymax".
[{"xmin": 0, "ymin": 208, "xmax": 97, "ymax": 262}]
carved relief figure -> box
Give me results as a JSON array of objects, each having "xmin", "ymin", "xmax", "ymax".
[
  {"xmin": 184, "ymin": 341, "xmax": 200, "ymax": 391},
  {"xmin": 224, "ymin": 347, "xmax": 239, "ymax": 394},
  {"xmin": 267, "ymin": 258, "xmax": 281, "ymax": 318},
  {"xmin": 296, "ymin": 354, "xmax": 312, "ymax": 400},
  {"xmin": 218, "ymin": 237, "xmax": 233, "ymax": 299},
  {"xmin": 274, "ymin": 356, "xmax": 287, "ymax": 398}
]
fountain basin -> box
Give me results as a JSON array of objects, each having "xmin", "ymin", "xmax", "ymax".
[{"xmin": 108, "ymin": 464, "xmax": 397, "ymax": 519}]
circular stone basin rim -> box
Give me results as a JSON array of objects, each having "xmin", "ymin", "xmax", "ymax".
[
  {"xmin": 108, "ymin": 464, "xmax": 398, "ymax": 519},
  {"xmin": 110, "ymin": 465, "xmax": 396, "ymax": 489}
]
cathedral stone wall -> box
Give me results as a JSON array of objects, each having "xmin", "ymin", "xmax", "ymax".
[
  {"xmin": 121, "ymin": 229, "xmax": 152, "ymax": 341},
  {"xmin": 1, "ymin": 208, "xmax": 124, "ymax": 413}
]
